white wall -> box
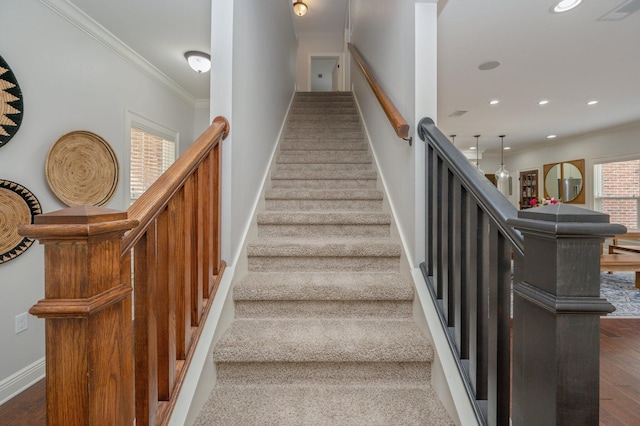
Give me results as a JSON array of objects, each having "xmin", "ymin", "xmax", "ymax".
[
  {"xmin": 211, "ymin": 0, "xmax": 297, "ymax": 265},
  {"xmin": 349, "ymin": 0, "xmax": 438, "ymax": 267},
  {"xmin": 0, "ymin": 0, "xmax": 200, "ymax": 401},
  {"xmin": 310, "ymin": 58, "xmax": 337, "ymax": 92},
  {"xmin": 296, "ymin": 32, "xmax": 344, "ymax": 91},
  {"xmin": 503, "ymin": 121, "xmax": 640, "ymax": 210}
]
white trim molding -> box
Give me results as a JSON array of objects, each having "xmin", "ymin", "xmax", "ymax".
[
  {"xmin": 0, "ymin": 358, "xmax": 45, "ymax": 405},
  {"xmin": 38, "ymin": 0, "xmax": 199, "ymax": 107}
]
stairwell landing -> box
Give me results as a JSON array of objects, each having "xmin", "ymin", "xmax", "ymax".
[{"xmin": 195, "ymin": 92, "xmax": 453, "ymax": 425}]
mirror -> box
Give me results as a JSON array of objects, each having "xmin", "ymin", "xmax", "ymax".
[{"xmin": 543, "ymin": 159, "xmax": 585, "ymax": 204}]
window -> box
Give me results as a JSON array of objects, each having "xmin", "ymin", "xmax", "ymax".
[
  {"xmin": 594, "ymin": 159, "xmax": 640, "ymax": 230},
  {"xmin": 126, "ymin": 112, "xmax": 178, "ymax": 204}
]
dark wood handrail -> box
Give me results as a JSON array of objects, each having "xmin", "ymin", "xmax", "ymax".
[
  {"xmin": 20, "ymin": 116, "xmax": 230, "ymax": 426},
  {"xmin": 348, "ymin": 43, "xmax": 411, "ymax": 144}
]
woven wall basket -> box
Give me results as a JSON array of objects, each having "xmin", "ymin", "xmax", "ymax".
[
  {"xmin": 46, "ymin": 131, "xmax": 119, "ymax": 207},
  {"xmin": 0, "ymin": 54, "xmax": 24, "ymax": 148},
  {"xmin": 0, "ymin": 179, "xmax": 41, "ymax": 264}
]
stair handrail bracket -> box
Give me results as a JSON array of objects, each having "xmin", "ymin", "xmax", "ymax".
[
  {"xmin": 20, "ymin": 116, "xmax": 230, "ymax": 426},
  {"xmin": 348, "ymin": 43, "xmax": 411, "ymax": 145}
]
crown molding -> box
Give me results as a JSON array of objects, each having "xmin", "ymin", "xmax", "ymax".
[{"xmin": 39, "ymin": 0, "xmax": 198, "ymax": 107}]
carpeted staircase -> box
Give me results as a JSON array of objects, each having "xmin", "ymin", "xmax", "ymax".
[{"xmin": 195, "ymin": 92, "xmax": 453, "ymax": 425}]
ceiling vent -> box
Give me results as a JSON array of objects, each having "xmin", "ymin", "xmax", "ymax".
[
  {"xmin": 598, "ymin": 0, "xmax": 640, "ymax": 21},
  {"xmin": 448, "ymin": 110, "xmax": 468, "ymax": 117}
]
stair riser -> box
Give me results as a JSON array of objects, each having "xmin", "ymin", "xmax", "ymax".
[
  {"xmin": 275, "ymin": 163, "xmax": 372, "ymax": 171},
  {"xmin": 257, "ymin": 224, "xmax": 390, "ymax": 238},
  {"xmin": 270, "ymin": 180, "xmax": 377, "ymax": 190},
  {"xmin": 247, "ymin": 256, "xmax": 400, "ymax": 272},
  {"xmin": 286, "ymin": 115, "xmax": 361, "ymax": 124},
  {"xmin": 215, "ymin": 361, "xmax": 431, "ymax": 385},
  {"xmin": 284, "ymin": 130, "xmax": 365, "ymax": 139},
  {"xmin": 280, "ymin": 142, "xmax": 367, "ymax": 151},
  {"xmin": 286, "ymin": 123, "xmax": 361, "ymax": 132},
  {"xmin": 234, "ymin": 300, "xmax": 413, "ymax": 319},
  {"xmin": 265, "ymin": 199, "xmax": 383, "ymax": 211},
  {"xmin": 277, "ymin": 154, "xmax": 371, "ymax": 164},
  {"xmin": 290, "ymin": 103, "xmax": 356, "ymax": 109}
]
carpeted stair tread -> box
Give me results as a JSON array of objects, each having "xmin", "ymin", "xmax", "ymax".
[
  {"xmin": 256, "ymin": 211, "xmax": 391, "ymax": 238},
  {"xmin": 277, "ymin": 152, "xmax": 371, "ymax": 163},
  {"xmin": 212, "ymin": 318, "xmax": 432, "ymax": 363},
  {"xmin": 271, "ymin": 170, "xmax": 376, "ymax": 181},
  {"xmin": 280, "ymin": 140, "xmax": 367, "ymax": 151},
  {"xmin": 233, "ymin": 272, "xmax": 414, "ymax": 301},
  {"xmin": 257, "ymin": 211, "xmax": 390, "ymax": 225},
  {"xmin": 247, "ymin": 237, "xmax": 401, "ymax": 258},
  {"xmin": 265, "ymin": 188, "xmax": 383, "ymax": 200},
  {"xmin": 275, "ymin": 162, "xmax": 372, "ymax": 171},
  {"xmin": 214, "ymin": 361, "xmax": 431, "ymax": 385},
  {"xmin": 194, "ymin": 384, "xmax": 454, "ymax": 426}
]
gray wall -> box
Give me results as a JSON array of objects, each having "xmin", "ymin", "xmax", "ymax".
[
  {"xmin": 0, "ymin": 0, "xmax": 201, "ymax": 401},
  {"xmin": 211, "ymin": 0, "xmax": 297, "ymax": 265}
]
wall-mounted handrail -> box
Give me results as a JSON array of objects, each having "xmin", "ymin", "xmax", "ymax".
[{"xmin": 348, "ymin": 43, "xmax": 411, "ymax": 145}]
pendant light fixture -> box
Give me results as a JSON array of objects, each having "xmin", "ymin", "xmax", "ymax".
[
  {"xmin": 474, "ymin": 135, "xmax": 485, "ymax": 175},
  {"xmin": 449, "ymin": 134, "xmax": 456, "ymax": 145},
  {"xmin": 495, "ymin": 135, "xmax": 510, "ymax": 195},
  {"xmin": 293, "ymin": 1, "xmax": 308, "ymax": 16}
]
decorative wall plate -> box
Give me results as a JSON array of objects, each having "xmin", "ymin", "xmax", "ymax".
[
  {"xmin": 0, "ymin": 179, "xmax": 41, "ymax": 264},
  {"xmin": 46, "ymin": 131, "xmax": 119, "ymax": 207},
  {"xmin": 0, "ymin": 55, "xmax": 24, "ymax": 148}
]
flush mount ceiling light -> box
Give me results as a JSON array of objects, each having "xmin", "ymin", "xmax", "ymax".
[
  {"xmin": 184, "ymin": 51, "xmax": 211, "ymax": 73},
  {"xmin": 293, "ymin": 1, "xmax": 308, "ymax": 16},
  {"xmin": 552, "ymin": 0, "xmax": 582, "ymax": 13}
]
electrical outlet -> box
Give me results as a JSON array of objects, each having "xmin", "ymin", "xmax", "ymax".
[{"xmin": 15, "ymin": 312, "xmax": 28, "ymax": 334}]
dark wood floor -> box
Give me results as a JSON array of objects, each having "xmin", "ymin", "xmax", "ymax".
[{"xmin": 1, "ymin": 318, "xmax": 638, "ymax": 425}]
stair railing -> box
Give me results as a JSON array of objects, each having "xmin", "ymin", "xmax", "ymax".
[
  {"xmin": 348, "ymin": 43, "xmax": 412, "ymax": 145},
  {"xmin": 20, "ymin": 116, "xmax": 230, "ymax": 426},
  {"xmin": 418, "ymin": 117, "xmax": 624, "ymax": 425}
]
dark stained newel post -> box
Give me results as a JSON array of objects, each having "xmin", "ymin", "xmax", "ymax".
[{"xmin": 507, "ymin": 204, "xmax": 625, "ymax": 425}]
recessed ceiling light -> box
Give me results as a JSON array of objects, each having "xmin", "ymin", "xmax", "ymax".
[
  {"xmin": 470, "ymin": 146, "xmax": 477, "ymax": 150},
  {"xmin": 489, "ymin": 99, "xmax": 500, "ymax": 105},
  {"xmin": 552, "ymin": 0, "xmax": 582, "ymax": 13},
  {"xmin": 504, "ymin": 146, "xmax": 511, "ymax": 150},
  {"xmin": 538, "ymin": 99, "xmax": 549, "ymax": 105},
  {"xmin": 587, "ymin": 100, "xmax": 599, "ymax": 105},
  {"xmin": 547, "ymin": 134, "xmax": 557, "ymax": 139},
  {"xmin": 478, "ymin": 61, "xmax": 501, "ymax": 71}
]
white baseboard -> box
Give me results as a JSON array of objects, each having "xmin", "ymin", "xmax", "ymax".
[{"xmin": 0, "ymin": 357, "xmax": 45, "ymax": 405}]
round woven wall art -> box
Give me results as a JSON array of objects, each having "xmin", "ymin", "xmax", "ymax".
[
  {"xmin": 0, "ymin": 55, "xmax": 24, "ymax": 148},
  {"xmin": 46, "ymin": 131, "xmax": 119, "ymax": 207},
  {"xmin": 0, "ymin": 179, "xmax": 41, "ymax": 264}
]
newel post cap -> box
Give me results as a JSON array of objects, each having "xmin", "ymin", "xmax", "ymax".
[
  {"xmin": 507, "ymin": 204, "xmax": 626, "ymax": 238},
  {"xmin": 19, "ymin": 205, "xmax": 138, "ymax": 240}
]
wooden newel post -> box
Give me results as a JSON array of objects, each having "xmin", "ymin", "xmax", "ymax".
[
  {"xmin": 19, "ymin": 205, "xmax": 139, "ymax": 426},
  {"xmin": 507, "ymin": 204, "xmax": 625, "ymax": 425}
]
